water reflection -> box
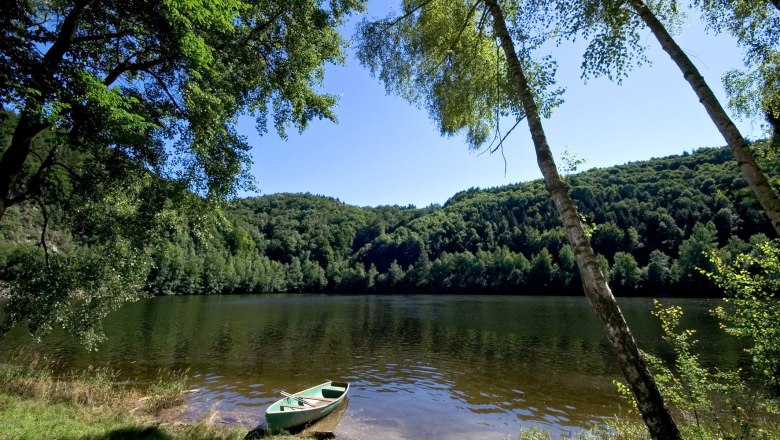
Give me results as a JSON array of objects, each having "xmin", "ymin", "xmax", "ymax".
[{"xmin": 0, "ymin": 295, "xmax": 741, "ymax": 439}]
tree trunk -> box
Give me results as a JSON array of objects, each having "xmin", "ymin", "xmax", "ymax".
[
  {"xmin": 0, "ymin": 109, "xmax": 48, "ymax": 221},
  {"xmin": 0, "ymin": 2, "xmax": 88, "ymax": 223},
  {"xmin": 767, "ymin": 111, "xmax": 780, "ymax": 155},
  {"xmin": 483, "ymin": 1, "xmax": 682, "ymax": 438},
  {"xmin": 627, "ymin": 0, "xmax": 780, "ymax": 236}
]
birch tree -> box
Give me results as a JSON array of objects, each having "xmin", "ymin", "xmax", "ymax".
[
  {"xmin": 357, "ymin": 1, "xmax": 681, "ymax": 437},
  {"xmin": 553, "ymin": 0, "xmax": 780, "ymax": 235}
]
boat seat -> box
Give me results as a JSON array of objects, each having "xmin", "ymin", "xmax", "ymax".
[
  {"xmin": 300, "ymin": 395, "xmax": 334, "ymax": 402},
  {"xmin": 280, "ymin": 404, "xmax": 306, "ymax": 410},
  {"xmin": 322, "ymin": 386, "xmax": 346, "ymax": 398}
]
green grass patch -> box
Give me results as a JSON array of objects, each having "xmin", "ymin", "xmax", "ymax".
[
  {"xmin": 0, "ymin": 391, "xmax": 151, "ymax": 439},
  {"xmin": 0, "ymin": 350, "xmax": 326, "ymax": 439}
]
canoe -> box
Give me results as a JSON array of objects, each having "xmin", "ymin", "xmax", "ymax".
[{"xmin": 265, "ymin": 381, "xmax": 349, "ymax": 433}]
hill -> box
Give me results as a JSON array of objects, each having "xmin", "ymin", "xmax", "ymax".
[{"xmin": 136, "ymin": 145, "xmax": 776, "ymax": 296}]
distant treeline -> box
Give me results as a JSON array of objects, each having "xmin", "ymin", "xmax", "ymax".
[
  {"xmin": 2, "ymin": 146, "xmax": 777, "ymax": 296},
  {"xmin": 144, "ymin": 146, "xmax": 778, "ymax": 296}
]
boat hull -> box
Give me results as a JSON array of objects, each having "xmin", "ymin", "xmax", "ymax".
[{"xmin": 265, "ymin": 381, "xmax": 349, "ymax": 433}]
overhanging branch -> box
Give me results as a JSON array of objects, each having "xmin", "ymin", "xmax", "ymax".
[
  {"xmin": 381, "ymin": 0, "xmax": 440, "ymax": 31},
  {"xmin": 73, "ymin": 29, "xmax": 131, "ymax": 44},
  {"xmin": 34, "ymin": 197, "xmax": 52, "ymax": 272},
  {"xmin": 6, "ymin": 143, "xmax": 60, "ymax": 208},
  {"xmin": 146, "ymin": 70, "xmax": 189, "ymax": 118},
  {"xmin": 103, "ymin": 56, "xmax": 165, "ymax": 86}
]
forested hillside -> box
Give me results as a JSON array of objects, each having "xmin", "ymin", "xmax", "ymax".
[{"xmin": 2, "ymin": 146, "xmax": 776, "ymax": 296}]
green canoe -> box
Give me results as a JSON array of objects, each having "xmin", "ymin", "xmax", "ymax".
[{"xmin": 265, "ymin": 381, "xmax": 349, "ymax": 433}]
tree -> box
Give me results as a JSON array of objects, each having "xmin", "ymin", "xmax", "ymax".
[
  {"xmin": 1, "ymin": 0, "xmax": 365, "ymax": 219},
  {"xmin": 0, "ymin": 0, "xmax": 366, "ymax": 343},
  {"xmin": 611, "ymin": 251, "xmax": 643, "ymax": 292},
  {"xmin": 387, "ymin": 260, "xmax": 406, "ymax": 288},
  {"xmin": 631, "ymin": 0, "xmax": 780, "ymax": 235},
  {"xmin": 554, "ymin": 0, "xmax": 780, "ymax": 235},
  {"xmin": 356, "ymin": 1, "xmax": 681, "ymax": 437},
  {"xmin": 674, "ymin": 222, "xmax": 717, "ymax": 287},
  {"xmin": 528, "ymin": 248, "xmax": 553, "ymax": 288},
  {"xmin": 706, "ymin": 240, "xmax": 780, "ymax": 393},
  {"xmin": 695, "ymin": 0, "xmax": 780, "ymax": 151},
  {"xmin": 645, "ymin": 249, "xmax": 672, "ymax": 290}
]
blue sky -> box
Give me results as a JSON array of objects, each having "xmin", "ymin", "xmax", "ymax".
[{"xmin": 239, "ymin": 1, "xmax": 764, "ymax": 208}]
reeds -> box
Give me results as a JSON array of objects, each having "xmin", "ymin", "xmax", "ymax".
[{"xmin": 0, "ymin": 349, "xmax": 185, "ymax": 414}]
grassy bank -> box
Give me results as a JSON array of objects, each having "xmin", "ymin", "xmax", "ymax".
[
  {"xmin": 0, "ymin": 351, "xmax": 252, "ymax": 440},
  {"xmin": 2, "ymin": 351, "xmax": 777, "ymax": 439}
]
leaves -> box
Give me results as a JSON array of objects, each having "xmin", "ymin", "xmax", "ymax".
[
  {"xmin": 616, "ymin": 300, "xmax": 780, "ymax": 439},
  {"xmin": 356, "ymin": 0, "xmax": 563, "ymax": 150},
  {"xmin": 0, "ymin": 1, "xmax": 366, "ymax": 346},
  {"xmin": 705, "ymin": 240, "xmax": 780, "ymax": 393}
]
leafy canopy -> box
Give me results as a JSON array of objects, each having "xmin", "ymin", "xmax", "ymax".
[
  {"xmin": 0, "ymin": 0, "xmax": 365, "ymax": 347},
  {"xmin": 547, "ymin": 0, "xmax": 685, "ymax": 83},
  {"xmin": 695, "ymin": 0, "xmax": 780, "ymax": 137},
  {"xmin": 706, "ymin": 240, "xmax": 780, "ymax": 393},
  {"xmin": 2, "ymin": 0, "xmax": 364, "ymax": 198},
  {"xmin": 356, "ymin": 0, "xmax": 562, "ymax": 150}
]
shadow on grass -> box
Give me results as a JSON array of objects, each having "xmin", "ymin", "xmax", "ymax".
[{"xmin": 81, "ymin": 426, "xmax": 173, "ymax": 440}]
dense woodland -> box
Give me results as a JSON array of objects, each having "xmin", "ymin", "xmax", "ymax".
[{"xmin": 3, "ymin": 145, "xmax": 773, "ymax": 297}]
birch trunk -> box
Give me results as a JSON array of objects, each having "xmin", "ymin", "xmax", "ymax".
[
  {"xmin": 483, "ymin": 0, "xmax": 682, "ymax": 438},
  {"xmin": 628, "ymin": 0, "xmax": 780, "ymax": 236}
]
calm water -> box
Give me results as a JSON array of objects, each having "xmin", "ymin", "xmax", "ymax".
[{"xmin": 0, "ymin": 295, "xmax": 741, "ymax": 439}]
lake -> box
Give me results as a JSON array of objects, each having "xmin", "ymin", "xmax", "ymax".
[{"xmin": 0, "ymin": 294, "xmax": 741, "ymax": 439}]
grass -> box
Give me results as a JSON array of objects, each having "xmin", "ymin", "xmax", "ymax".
[
  {"xmin": 517, "ymin": 421, "xmax": 650, "ymax": 440},
  {"xmin": 0, "ymin": 391, "xmax": 149, "ymax": 439},
  {"xmin": 0, "ymin": 350, "xmax": 291, "ymax": 440},
  {"xmin": 518, "ymin": 412, "xmax": 780, "ymax": 440},
  {"xmin": 5, "ymin": 350, "xmax": 775, "ymax": 439},
  {"xmin": 0, "ymin": 390, "xmax": 261, "ymax": 439}
]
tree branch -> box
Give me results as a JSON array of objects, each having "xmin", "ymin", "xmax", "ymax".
[
  {"xmin": 73, "ymin": 29, "xmax": 131, "ymax": 44},
  {"xmin": 146, "ymin": 70, "xmax": 189, "ymax": 117},
  {"xmin": 34, "ymin": 197, "xmax": 52, "ymax": 272},
  {"xmin": 6, "ymin": 143, "xmax": 60, "ymax": 207},
  {"xmin": 381, "ymin": 0, "xmax": 440, "ymax": 31},
  {"xmin": 422, "ymin": 0, "xmax": 482, "ymax": 79},
  {"xmin": 488, "ymin": 117, "xmax": 523, "ymax": 155},
  {"xmin": 468, "ymin": 4, "xmax": 491, "ymax": 70},
  {"xmin": 51, "ymin": 162, "xmax": 82, "ymax": 181},
  {"xmin": 41, "ymin": 0, "xmax": 93, "ymax": 67},
  {"xmin": 216, "ymin": 9, "xmax": 286, "ymax": 51},
  {"xmin": 103, "ymin": 56, "xmax": 165, "ymax": 86}
]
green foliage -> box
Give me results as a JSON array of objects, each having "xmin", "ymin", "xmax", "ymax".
[
  {"xmin": 1, "ymin": 242, "xmax": 149, "ymax": 350},
  {"xmin": 2, "ymin": 146, "xmax": 776, "ymax": 301},
  {"xmin": 645, "ymin": 249, "xmax": 672, "ymax": 288},
  {"xmin": 551, "ymin": 0, "xmax": 685, "ymax": 83},
  {"xmin": 356, "ymin": 0, "xmax": 563, "ymax": 150},
  {"xmin": 357, "ymin": 0, "xmax": 512, "ymax": 148},
  {"xmin": 2, "ymin": 0, "xmax": 365, "ymax": 198},
  {"xmin": 170, "ymin": 147, "xmax": 775, "ymax": 296},
  {"xmin": 705, "ymin": 240, "xmax": 780, "ymax": 393},
  {"xmin": 560, "ymin": 146, "xmax": 587, "ymax": 175},
  {"xmin": 615, "ymin": 300, "xmax": 780, "ymax": 439},
  {"xmin": 695, "ymin": 0, "xmax": 780, "ymax": 135},
  {"xmin": 610, "ymin": 251, "xmax": 643, "ymax": 291},
  {"xmin": 0, "ymin": 0, "xmax": 366, "ymax": 345},
  {"xmin": 672, "ymin": 222, "xmax": 717, "ymax": 287}
]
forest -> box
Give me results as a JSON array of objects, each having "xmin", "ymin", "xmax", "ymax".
[{"xmin": 3, "ymin": 144, "xmax": 774, "ymax": 297}]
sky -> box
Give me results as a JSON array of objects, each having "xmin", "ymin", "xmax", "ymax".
[{"xmin": 238, "ymin": 1, "xmax": 765, "ymax": 208}]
